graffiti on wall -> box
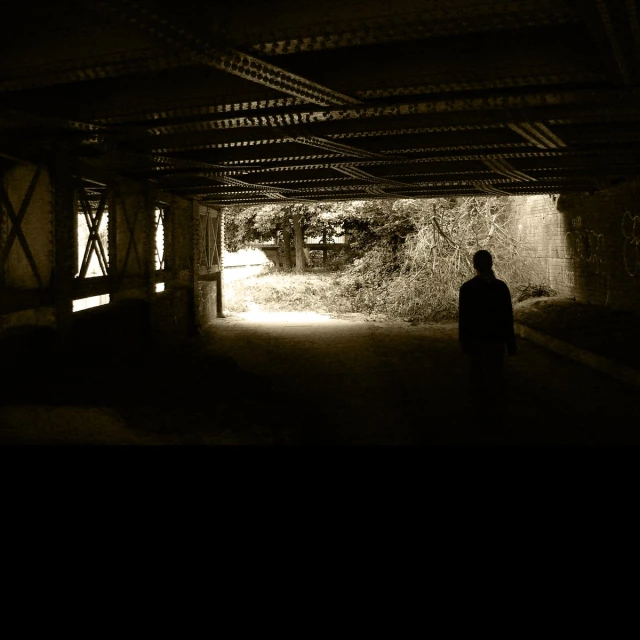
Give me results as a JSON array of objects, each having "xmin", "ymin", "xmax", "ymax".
[
  {"xmin": 564, "ymin": 216, "xmax": 608, "ymax": 275},
  {"xmin": 622, "ymin": 211, "xmax": 640, "ymax": 277},
  {"xmin": 558, "ymin": 265, "xmax": 575, "ymax": 285}
]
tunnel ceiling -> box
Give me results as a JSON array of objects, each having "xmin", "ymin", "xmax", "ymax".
[{"xmin": 1, "ymin": 0, "xmax": 640, "ymax": 205}]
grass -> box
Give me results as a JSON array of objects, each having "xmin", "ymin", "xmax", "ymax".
[
  {"xmin": 225, "ymin": 264, "xmax": 557, "ymax": 323},
  {"xmin": 224, "ymin": 267, "xmax": 352, "ymax": 315}
]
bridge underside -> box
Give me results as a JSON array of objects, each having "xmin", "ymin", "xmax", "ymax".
[{"xmin": 1, "ymin": 0, "xmax": 640, "ymax": 205}]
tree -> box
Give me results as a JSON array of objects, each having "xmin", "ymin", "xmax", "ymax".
[{"xmin": 223, "ymin": 200, "xmax": 347, "ymax": 270}]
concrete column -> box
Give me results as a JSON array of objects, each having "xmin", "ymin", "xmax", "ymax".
[
  {"xmin": 216, "ymin": 209, "xmax": 224, "ymax": 317},
  {"xmin": 50, "ymin": 150, "xmax": 75, "ymax": 350}
]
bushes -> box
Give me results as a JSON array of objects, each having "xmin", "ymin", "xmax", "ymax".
[
  {"xmin": 224, "ymin": 197, "xmax": 556, "ymax": 322},
  {"xmin": 335, "ymin": 196, "xmax": 555, "ymax": 321},
  {"xmin": 514, "ymin": 282, "xmax": 557, "ymax": 303}
]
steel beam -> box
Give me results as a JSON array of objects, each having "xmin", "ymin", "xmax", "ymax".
[
  {"xmin": 578, "ymin": 0, "xmax": 640, "ymax": 85},
  {"xmin": 0, "ymin": 51, "xmax": 195, "ymax": 93},
  {"xmin": 0, "ymin": 107, "xmax": 106, "ymax": 135},
  {"xmin": 507, "ymin": 122, "xmax": 567, "ymax": 148},
  {"xmin": 143, "ymin": 124, "xmax": 511, "ymax": 153},
  {"xmin": 141, "ymin": 88, "xmax": 640, "ymax": 136},
  {"xmin": 195, "ymin": 145, "xmax": 640, "ymax": 177},
  {"xmin": 100, "ymin": 0, "xmax": 361, "ymax": 107},
  {"xmin": 482, "ymin": 158, "xmax": 537, "ymax": 182},
  {"xmin": 246, "ymin": 0, "xmax": 579, "ymax": 55},
  {"xmin": 353, "ymin": 71, "xmax": 606, "ymax": 101},
  {"xmin": 333, "ymin": 166, "xmax": 411, "ymax": 188},
  {"xmin": 595, "ymin": 0, "xmax": 636, "ymax": 85},
  {"xmin": 91, "ymin": 97, "xmax": 306, "ymax": 126}
]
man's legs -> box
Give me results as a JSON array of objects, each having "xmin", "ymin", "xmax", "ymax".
[{"xmin": 468, "ymin": 342, "xmax": 505, "ymax": 426}]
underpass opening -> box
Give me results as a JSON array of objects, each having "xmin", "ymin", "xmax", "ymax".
[
  {"xmin": 220, "ymin": 195, "xmax": 560, "ymax": 325},
  {"xmin": 2, "ymin": 0, "xmax": 640, "ymax": 443}
]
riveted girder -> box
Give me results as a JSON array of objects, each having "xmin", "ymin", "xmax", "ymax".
[{"xmin": 0, "ymin": 0, "xmax": 639, "ymax": 204}]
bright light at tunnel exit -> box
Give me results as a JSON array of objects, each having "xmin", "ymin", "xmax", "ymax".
[{"xmin": 231, "ymin": 310, "xmax": 332, "ymax": 323}]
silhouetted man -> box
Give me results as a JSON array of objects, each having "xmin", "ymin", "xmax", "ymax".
[{"xmin": 459, "ymin": 250, "xmax": 516, "ymax": 423}]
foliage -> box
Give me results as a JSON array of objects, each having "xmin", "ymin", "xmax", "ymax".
[
  {"xmin": 224, "ymin": 196, "xmax": 556, "ymax": 322},
  {"xmin": 335, "ymin": 196, "xmax": 554, "ymax": 321},
  {"xmin": 514, "ymin": 282, "xmax": 557, "ymax": 303},
  {"xmin": 340, "ymin": 198, "xmax": 453, "ymax": 258},
  {"xmin": 223, "ymin": 202, "xmax": 346, "ymax": 253}
]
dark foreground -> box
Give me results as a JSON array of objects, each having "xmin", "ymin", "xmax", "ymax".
[{"xmin": 1, "ymin": 313, "xmax": 638, "ymax": 444}]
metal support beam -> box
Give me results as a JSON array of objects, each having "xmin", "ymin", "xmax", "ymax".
[
  {"xmin": 0, "ymin": 165, "xmax": 44, "ymax": 288},
  {"xmin": 507, "ymin": 122, "xmax": 567, "ymax": 148},
  {"xmin": 143, "ymin": 87, "xmax": 640, "ymax": 135},
  {"xmin": 49, "ymin": 148, "xmax": 75, "ymax": 349},
  {"xmin": 482, "ymin": 158, "xmax": 537, "ymax": 182},
  {"xmin": 100, "ymin": 0, "xmax": 361, "ymax": 107},
  {"xmin": 0, "ymin": 51, "xmax": 195, "ymax": 93},
  {"xmin": 579, "ymin": 0, "xmax": 640, "ymax": 85},
  {"xmin": 595, "ymin": 0, "xmax": 635, "ymax": 85},
  {"xmin": 333, "ymin": 166, "xmax": 411, "ymax": 188},
  {"xmin": 247, "ymin": 0, "xmax": 580, "ymax": 56}
]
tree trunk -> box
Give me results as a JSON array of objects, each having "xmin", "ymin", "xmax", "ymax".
[
  {"xmin": 322, "ymin": 228, "xmax": 327, "ymax": 266},
  {"xmin": 273, "ymin": 231, "xmax": 280, "ymax": 267},
  {"xmin": 292, "ymin": 213, "xmax": 306, "ymax": 272},
  {"xmin": 282, "ymin": 223, "xmax": 292, "ymax": 270}
]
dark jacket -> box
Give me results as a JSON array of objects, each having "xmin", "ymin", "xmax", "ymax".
[{"xmin": 458, "ymin": 271, "xmax": 516, "ymax": 355}]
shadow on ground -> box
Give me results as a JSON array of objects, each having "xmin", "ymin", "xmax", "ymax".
[{"xmin": 1, "ymin": 312, "xmax": 639, "ymax": 444}]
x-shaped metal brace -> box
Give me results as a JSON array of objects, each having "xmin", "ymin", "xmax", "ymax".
[
  {"xmin": 154, "ymin": 207, "xmax": 165, "ymax": 271},
  {"xmin": 0, "ymin": 165, "xmax": 44, "ymax": 288},
  {"xmin": 115, "ymin": 188, "xmax": 142, "ymax": 275},
  {"xmin": 78, "ymin": 186, "xmax": 109, "ymax": 279}
]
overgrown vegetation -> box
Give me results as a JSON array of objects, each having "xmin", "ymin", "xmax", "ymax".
[{"xmin": 223, "ymin": 196, "xmax": 556, "ymax": 321}]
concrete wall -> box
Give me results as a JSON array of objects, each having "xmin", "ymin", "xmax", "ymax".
[
  {"xmin": 150, "ymin": 194, "xmax": 197, "ymax": 345},
  {"xmin": 0, "ymin": 162, "xmax": 56, "ymax": 333},
  {"xmin": 195, "ymin": 204, "xmax": 223, "ymax": 328},
  {"xmin": 2, "ymin": 163, "xmax": 54, "ymax": 289},
  {"xmin": 509, "ymin": 179, "xmax": 640, "ymax": 313}
]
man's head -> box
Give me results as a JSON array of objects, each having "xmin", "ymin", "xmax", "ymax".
[{"xmin": 473, "ymin": 249, "xmax": 493, "ymax": 273}]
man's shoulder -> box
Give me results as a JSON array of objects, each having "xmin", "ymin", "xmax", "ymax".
[
  {"xmin": 460, "ymin": 277, "xmax": 477, "ymax": 291},
  {"xmin": 459, "ymin": 280, "xmax": 472, "ymax": 294}
]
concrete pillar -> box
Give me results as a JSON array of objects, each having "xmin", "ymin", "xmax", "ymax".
[
  {"xmin": 51, "ymin": 151, "xmax": 75, "ymax": 350},
  {"xmin": 216, "ymin": 209, "xmax": 224, "ymax": 317}
]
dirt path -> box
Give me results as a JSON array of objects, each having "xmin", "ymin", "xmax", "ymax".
[
  {"xmin": 202, "ymin": 312, "xmax": 640, "ymax": 444},
  {"xmin": 2, "ymin": 312, "xmax": 638, "ymax": 444}
]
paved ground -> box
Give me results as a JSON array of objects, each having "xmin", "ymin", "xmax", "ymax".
[
  {"xmin": 1, "ymin": 311, "xmax": 638, "ymax": 444},
  {"xmin": 201, "ymin": 312, "xmax": 640, "ymax": 445},
  {"xmin": 514, "ymin": 297, "xmax": 640, "ymax": 369}
]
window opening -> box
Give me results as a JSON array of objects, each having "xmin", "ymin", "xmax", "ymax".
[
  {"xmin": 155, "ymin": 206, "xmax": 165, "ymax": 271},
  {"xmin": 77, "ymin": 185, "xmax": 109, "ymax": 278},
  {"xmin": 73, "ymin": 294, "xmax": 110, "ymax": 312},
  {"xmin": 198, "ymin": 209, "xmax": 220, "ymax": 271},
  {"xmin": 155, "ymin": 282, "xmax": 165, "ymax": 293}
]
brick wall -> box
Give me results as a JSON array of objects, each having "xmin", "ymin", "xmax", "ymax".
[{"xmin": 508, "ymin": 178, "xmax": 640, "ymax": 313}]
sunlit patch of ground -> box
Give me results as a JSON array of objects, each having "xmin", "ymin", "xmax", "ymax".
[
  {"xmin": 230, "ymin": 308, "xmax": 333, "ymax": 323},
  {"xmin": 223, "ymin": 269, "xmax": 347, "ymax": 315}
]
